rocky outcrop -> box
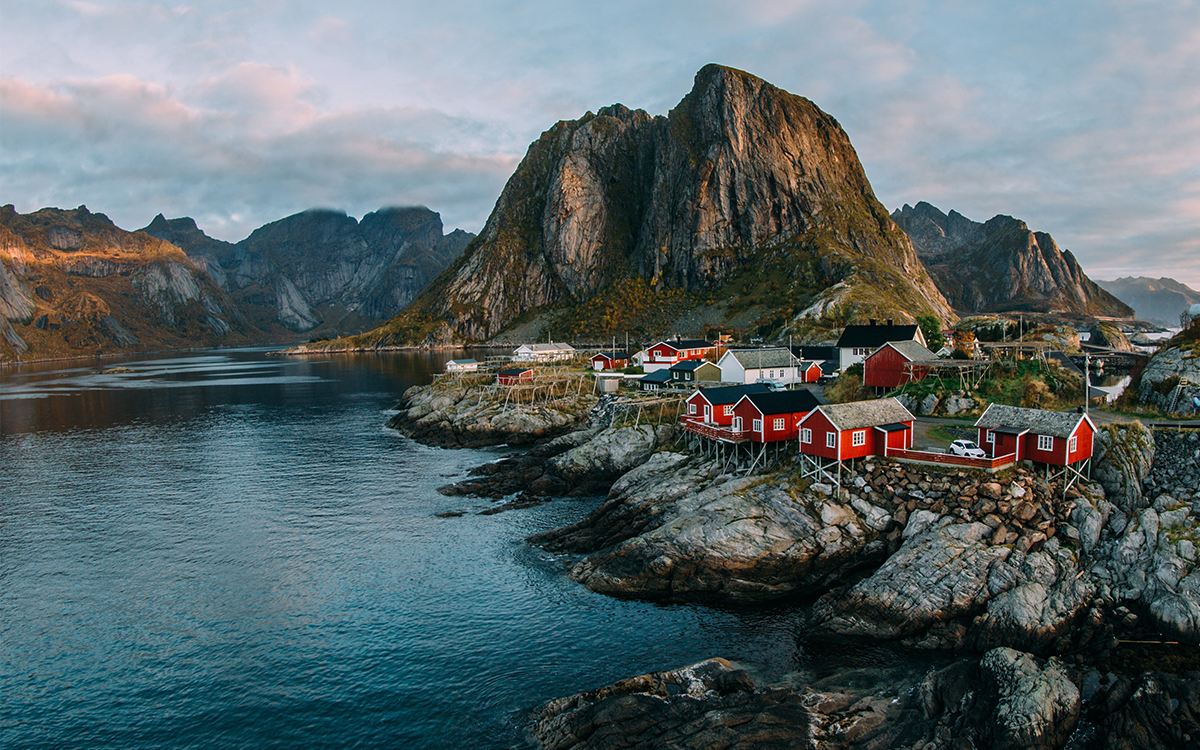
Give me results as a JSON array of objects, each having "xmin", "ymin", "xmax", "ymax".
[
  {"xmin": 1137, "ymin": 336, "xmax": 1200, "ymax": 416},
  {"xmin": 1092, "ymin": 422, "xmax": 1155, "ymax": 512},
  {"xmin": 141, "ymin": 207, "xmax": 471, "ymax": 335},
  {"xmin": 387, "ymin": 376, "xmax": 597, "ymax": 449},
  {"xmin": 531, "ymin": 659, "xmax": 808, "ymax": 750},
  {"xmin": 893, "ymin": 201, "xmax": 1132, "ymax": 317},
  {"xmin": 354, "ymin": 64, "xmax": 953, "ymax": 347}
]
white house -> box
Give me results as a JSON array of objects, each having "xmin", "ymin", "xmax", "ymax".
[
  {"xmin": 513, "ymin": 342, "xmax": 576, "ymax": 362},
  {"xmin": 445, "ymin": 359, "xmax": 479, "ymax": 373},
  {"xmin": 718, "ymin": 347, "xmax": 801, "ymax": 385},
  {"xmin": 835, "ymin": 321, "xmax": 926, "ymax": 371}
]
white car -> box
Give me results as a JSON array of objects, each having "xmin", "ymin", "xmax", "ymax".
[{"xmin": 948, "ymin": 439, "xmax": 986, "ymax": 458}]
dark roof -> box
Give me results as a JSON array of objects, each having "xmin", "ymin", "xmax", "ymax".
[
  {"xmin": 654, "ymin": 339, "xmax": 712, "ymax": 350},
  {"xmin": 591, "ymin": 351, "xmax": 627, "ymax": 360},
  {"xmin": 876, "ymin": 422, "xmax": 911, "ymax": 433},
  {"xmin": 498, "ymin": 367, "xmax": 532, "ymax": 376},
  {"xmin": 974, "ymin": 403, "xmax": 1094, "ymax": 438},
  {"xmin": 691, "ymin": 383, "xmax": 771, "ymax": 405},
  {"xmin": 741, "ymin": 390, "xmax": 825, "ymax": 415},
  {"xmin": 671, "ymin": 359, "xmax": 717, "ymax": 372},
  {"xmin": 791, "ymin": 345, "xmax": 838, "ymax": 361},
  {"xmin": 1046, "ymin": 351, "xmax": 1084, "ymax": 376},
  {"xmin": 819, "ymin": 361, "xmax": 839, "ymax": 375},
  {"xmin": 639, "ymin": 369, "xmax": 673, "ymax": 384},
  {"xmin": 836, "ymin": 324, "xmax": 921, "ymax": 349},
  {"xmin": 993, "ymin": 426, "xmax": 1029, "ymax": 435}
]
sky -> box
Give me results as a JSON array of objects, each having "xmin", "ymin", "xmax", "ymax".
[{"xmin": 2, "ymin": 0, "xmax": 1199, "ymax": 288}]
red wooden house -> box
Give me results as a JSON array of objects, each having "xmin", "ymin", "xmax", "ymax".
[
  {"xmin": 798, "ymin": 398, "xmax": 916, "ymax": 461},
  {"xmin": 641, "ymin": 338, "xmax": 715, "ymax": 372},
  {"xmin": 590, "ymin": 351, "xmax": 630, "ymax": 371},
  {"xmin": 497, "ymin": 367, "xmax": 534, "ymax": 386},
  {"xmin": 863, "ymin": 340, "xmax": 937, "ymax": 390},
  {"xmin": 683, "ymin": 383, "xmax": 771, "ymax": 426},
  {"xmin": 731, "ymin": 390, "xmax": 825, "ymax": 443},
  {"xmin": 798, "ymin": 360, "xmax": 824, "ymax": 384},
  {"xmin": 973, "ymin": 404, "xmax": 1095, "ymax": 468}
]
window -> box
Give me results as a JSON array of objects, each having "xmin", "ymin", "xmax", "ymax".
[
  {"xmin": 774, "ymin": 418, "xmax": 785, "ymax": 431},
  {"xmin": 1068, "ymin": 436, "xmax": 1078, "ymax": 453},
  {"xmin": 1037, "ymin": 434, "xmax": 1054, "ymax": 452},
  {"xmin": 852, "ymin": 430, "xmax": 866, "ymax": 447},
  {"xmin": 688, "ymin": 403, "xmax": 696, "ymax": 415},
  {"xmin": 986, "ymin": 431, "xmax": 994, "ymax": 444},
  {"xmin": 753, "ymin": 419, "xmax": 763, "ymax": 432},
  {"xmin": 723, "ymin": 405, "xmax": 733, "ymax": 416},
  {"xmin": 826, "ymin": 432, "xmax": 836, "ymax": 448},
  {"xmin": 801, "ymin": 428, "xmax": 812, "ymax": 444}
]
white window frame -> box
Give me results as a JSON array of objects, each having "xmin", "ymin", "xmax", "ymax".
[
  {"xmin": 852, "ymin": 430, "xmax": 866, "ymax": 447},
  {"xmin": 689, "ymin": 403, "xmax": 696, "ymax": 415},
  {"xmin": 986, "ymin": 431, "xmax": 994, "ymax": 444},
  {"xmin": 826, "ymin": 432, "xmax": 836, "ymax": 448},
  {"xmin": 1068, "ymin": 435, "xmax": 1078, "ymax": 454},
  {"xmin": 801, "ymin": 428, "xmax": 812, "ymax": 444},
  {"xmin": 753, "ymin": 418, "xmax": 763, "ymax": 432},
  {"xmin": 773, "ymin": 417, "xmax": 785, "ymax": 431},
  {"xmin": 1037, "ymin": 434, "xmax": 1054, "ymax": 452},
  {"xmin": 723, "ymin": 405, "xmax": 733, "ymax": 416},
  {"xmin": 733, "ymin": 416, "xmax": 743, "ymax": 432}
]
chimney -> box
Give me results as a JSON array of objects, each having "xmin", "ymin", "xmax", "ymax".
[
  {"xmin": 869, "ymin": 318, "xmax": 877, "ymax": 326},
  {"xmin": 886, "ymin": 318, "xmax": 893, "ymax": 326}
]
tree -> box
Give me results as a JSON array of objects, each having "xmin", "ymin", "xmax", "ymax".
[{"xmin": 917, "ymin": 315, "xmax": 945, "ymax": 351}]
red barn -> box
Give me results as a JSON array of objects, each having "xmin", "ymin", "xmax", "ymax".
[
  {"xmin": 497, "ymin": 367, "xmax": 533, "ymax": 386},
  {"xmin": 863, "ymin": 340, "xmax": 937, "ymax": 390},
  {"xmin": 683, "ymin": 383, "xmax": 771, "ymax": 426},
  {"xmin": 798, "ymin": 398, "xmax": 916, "ymax": 461},
  {"xmin": 731, "ymin": 390, "xmax": 825, "ymax": 443},
  {"xmin": 590, "ymin": 351, "xmax": 630, "ymax": 371},
  {"xmin": 973, "ymin": 404, "xmax": 1095, "ymax": 467}
]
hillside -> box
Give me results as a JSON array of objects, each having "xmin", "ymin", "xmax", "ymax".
[
  {"xmin": 892, "ymin": 201, "xmax": 1132, "ymax": 318},
  {"xmin": 323, "ymin": 64, "xmax": 954, "ymax": 349},
  {"xmin": 1094, "ymin": 276, "xmax": 1200, "ymax": 327},
  {"xmin": 1, "ymin": 205, "xmax": 249, "ymax": 361},
  {"xmin": 141, "ymin": 207, "xmax": 471, "ymax": 337}
]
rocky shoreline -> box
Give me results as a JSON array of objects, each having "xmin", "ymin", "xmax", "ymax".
[{"xmin": 391, "ymin": 380, "xmax": 1199, "ymax": 748}]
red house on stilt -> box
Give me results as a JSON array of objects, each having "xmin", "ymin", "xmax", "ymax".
[
  {"xmin": 797, "ymin": 398, "xmax": 916, "ymax": 486},
  {"xmin": 973, "ymin": 404, "xmax": 1096, "ymax": 493}
]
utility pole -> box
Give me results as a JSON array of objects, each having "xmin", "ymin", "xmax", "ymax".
[{"xmin": 1084, "ymin": 351, "xmax": 1091, "ymax": 415}]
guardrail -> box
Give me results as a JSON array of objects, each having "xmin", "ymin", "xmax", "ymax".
[
  {"xmin": 887, "ymin": 448, "xmax": 1018, "ymax": 470},
  {"xmin": 680, "ymin": 418, "xmax": 749, "ymax": 443}
]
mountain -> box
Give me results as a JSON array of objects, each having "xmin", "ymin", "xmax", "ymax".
[
  {"xmin": 140, "ymin": 207, "xmax": 472, "ymax": 335},
  {"xmin": 892, "ymin": 201, "xmax": 1132, "ymax": 318},
  {"xmin": 1094, "ymin": 277, "xmax": 1200, "ymax": 327},
  {"xmin": 339, "ymin": 64, "xmax": 953, "ymax": 348},
  {"xmin": 1, "ymin": 205, "xmax": 247, "ymax": 361}
]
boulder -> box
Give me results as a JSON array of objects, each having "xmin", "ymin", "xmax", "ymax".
[{"xmin": 980, "ymin": 648, "xmax": 1080, "ymax": 750}]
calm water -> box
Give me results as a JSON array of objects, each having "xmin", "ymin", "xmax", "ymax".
[{"xmin": 0, "ymin": 349, "xmax": 811, "ymax": 749}]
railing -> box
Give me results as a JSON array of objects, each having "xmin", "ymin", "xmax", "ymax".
[
  {"xmin": 680, "ymin": 418, "xmax": 749, "ymax": 443},
  {"xmin": 886, "ymin": 448, "xmax": 1018, "ymax": 470}
]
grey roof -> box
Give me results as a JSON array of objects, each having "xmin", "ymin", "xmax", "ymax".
[
  {"xmin": 524, "ymin": 342, "xmax": 575, "ymax": 352},
  {"xmin": 1046, "ymin": 351, "xmax": 1084, "ymax": 376},
  {"xmin": 448, "ymin": 359, "xmax": 478, "ymax": 365},
  {"xmin": 875, "ymin": 340, "xmax": 937, "ymax": 361},
  {"xmin": 725, "ymin": 348, "xmax": 798, "ymax": 369},
  {"xmin": 974, "ymin": 403, "xmax": 1093, "ymax": 439},
  {"xmin": 810, "ymin": 398, "xmax": 916, "ymax": 431},
  {"xmin": 639, "ymin": 369, "xmax": 673, "ymax": 384}
]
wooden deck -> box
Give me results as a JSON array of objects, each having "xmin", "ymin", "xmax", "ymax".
[{"xmin": 680, "ymin": 418, "xmax": 749, "ymax": 443}]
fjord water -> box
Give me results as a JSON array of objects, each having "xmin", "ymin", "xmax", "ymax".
[{"xmin": 0, "ymin": 349, "xmax": 807, "ymax": 749}]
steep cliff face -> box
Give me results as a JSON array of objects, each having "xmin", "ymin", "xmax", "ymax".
[
  {"xmin": 0, "ymin": 205, "xmax": 245, "ymax": 361},
  {"xmin": 141, "ymin": 207, "xmax": 471, "ymax": 333},
  {"xmin": 368, "ymin": 64, "xmax": 952, "ymax": 345},
  {"xmin": 892, "ymin": 201, "xmax": 1132, "ymax": 317}
]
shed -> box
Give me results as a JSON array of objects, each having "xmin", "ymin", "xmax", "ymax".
[
  {"xmin": 670, "ymin": 359, "xmax": 722, "ymax": 384},
  {"xmin": 445, "ymin": 359, "xmax": 479, "ymax": 373},
  {"xmin": 497, "ymin": 367, "xmax": 534, "ymax": 386},
  {"xmin": 638, "ymin": 369, "xmax": 673, "ymax": 391},
  {"xmin": 590, "ymin": 351, "xmax": 630, "ymax": 371}
]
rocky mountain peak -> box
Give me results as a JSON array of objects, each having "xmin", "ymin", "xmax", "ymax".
[{"xmin": 892, "ymin": 202, "xmax": 1131, "ymax": 317}]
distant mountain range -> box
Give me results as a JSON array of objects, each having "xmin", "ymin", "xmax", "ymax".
[
  {"xmin": 0, "ymin": 204, "xmax": 471, "ymax": 361},
  {"xmin": 891, "ymin": 201, "xmax": 1132, "ymax": 318},
  {"xmin": 325, "ymin": 64, "xmax": 955, "ymax": 349},
  {"xmin": 1094, "ymin": 277, "xmax": 1200, "ymax": 327}
]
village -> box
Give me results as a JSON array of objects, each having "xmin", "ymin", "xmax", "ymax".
[{"xmin": 429, "ymin": 319, "xmax": 1128, "ymax": 495}]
